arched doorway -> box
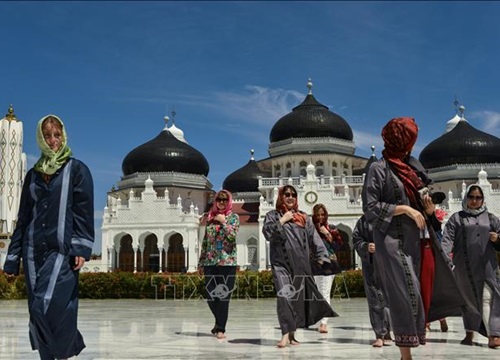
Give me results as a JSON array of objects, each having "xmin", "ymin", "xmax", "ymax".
[
  {"xmin": 167, "ymin": 233, "xmax": 185, "ymax": 272},
  {"xmin": 119, "ymin": 235, "xmax": 134, "ymax": 271},
  {"xmin": 142, "ymin": 234, "xmax": 159, "ymax": 272}
]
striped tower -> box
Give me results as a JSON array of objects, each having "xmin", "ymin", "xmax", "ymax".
[{"xmin": 0, "ymin": 105, "xmax": 27, "ymax": 267}]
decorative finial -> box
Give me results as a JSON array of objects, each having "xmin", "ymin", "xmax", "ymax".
[
  {"xmin": 459, "ymin": 105, "xmax": 466, "ymax": 119},
  {"xmin": 371, "ymin": 145, "xmax": 375, "ymax": 155},
  {"xmin": 250, "ymin": 149, "xmax": 254, "ymax": 160},
  {"xmin": 307, "ymin": 78, "xmax": 313, "ymax": 95},
  {"xmin": 164, "ymin": 115, "xmax": 169, "ymax": 126},
  {"xmin": 5, "ymin": 104, "xmax": 16, "ymax": 121},
  {"xmin": 171, "ymin": 106, "xmax": 176, "ymax": 124}
]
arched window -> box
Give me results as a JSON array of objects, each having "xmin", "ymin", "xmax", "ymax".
[
  {"xmin": 299, "ymin": 161, "xmax": 307, "ymax": 177},
  {"xmin": 286, "ymin": 162, "xmax": 292, "ymax": 177},
  {"xmin": 316, "ymin": 160, "xmax": 324, "ymax": 176}
]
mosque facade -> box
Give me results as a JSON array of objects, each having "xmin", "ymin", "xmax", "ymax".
[
  {"xmin": 2, "ymin": 81, "xmax": 500, "ymax": 273},
  {"xmin": 94, "ymin": 80, "xmax": 500, "ymax": 274}
]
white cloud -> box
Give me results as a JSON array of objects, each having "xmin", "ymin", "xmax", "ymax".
[
  {"xmin": 471, "ymin": 110, "xmax": 500, "ymax": 134},
  {"xmin": 353, "ymin": 130, "xmax": 384, "ymax": 156}
]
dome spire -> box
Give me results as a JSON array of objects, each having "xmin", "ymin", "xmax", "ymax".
[
  {"xmin": 171, "ymin": 106, "xmax": 177, "ymax": 124},
  {"xmin": 307, "ymin": 78, "xmax": 313, "ymax": 95},
  {"xmin": 453, "ymin": 96, "xmax": 460, "ymax": 115},
  {"xmin": 5, "ymin": 104, "xmax": 17, "ymax": 121},
  {"xmin": 250, "ymin": 149, "xmax": 255, "ymax": 160},
  {"xmin": 371, "ymin": 145, "xmax": 375, "ymax": 156},
  {"xmin": 163, "ymin": 115, "xmax": 170, "ymax": 130},
  {"xmin": 458, "ymin": 105, "xmax": 466, "ymax": 120}
]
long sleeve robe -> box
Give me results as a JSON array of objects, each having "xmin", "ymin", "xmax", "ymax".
[
  {"xmin": 4, "ymin": 159, "xmax": 94, "ymax": 359},
  {"xmin": 441, "ymin": 210, "xmax": 500, "ymax": 337},
  {"xmin": 262, "ymin": 210, "xmax": 337, "ymax": 335}
]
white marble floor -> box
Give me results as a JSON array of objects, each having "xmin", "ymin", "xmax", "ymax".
[{"xmin": 0, "ymin": 297, "xmax": 498, "ymax": 359}]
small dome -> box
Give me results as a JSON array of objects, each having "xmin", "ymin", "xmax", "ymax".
[
  {"xmin": 269, "ymin": 79, "xmax": 353, "ymax": 143},
  {"xmin": 419, "ymin": 120, "xmax": 500, "ymax": 169},
  {"xmin": 223, "ymin": 150, "xmax": 269, "ymax": 193},
  {"xmin": 122, "ymin": 121, "xmax": 209, "ymax": 176}
]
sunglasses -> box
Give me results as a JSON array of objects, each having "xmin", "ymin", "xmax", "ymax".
[
  {"xmin": 216, "ymin": 197, "xmax": 228, "ymax": 203},
  {"xmin": 283, "ymin": 192, "xmax": 297, "ymax": 198},
  {"xmin": 467, "ymin": 195, "xmax": 483, "ymax": 201}
]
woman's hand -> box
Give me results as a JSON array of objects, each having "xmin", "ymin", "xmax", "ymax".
[
  {"xmin": 73, "ymin": 256, "xmax": 85, "ymax": 271},
  {"xmin": 422, "ymin": 194, "xmax": 435, "ymax": 216},
  {"xmin": 214, "ymin": 214, "xmax": 226, "ymax": 223},
  {"xmin": 396, "ymin": 205, "xmax": 425, "ymax": 229},
  {"xmin": 280, "ymin": 211, "xmax": 294, "ymax": 225},
  {"xmin": 489, "ymin": 231, "xmax": 499, "ymax": 243}
]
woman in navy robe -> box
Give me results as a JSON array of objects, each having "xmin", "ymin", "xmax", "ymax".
[{"xmin": 4, "ymin": 114, "xmax": 94, "ymax": 360}]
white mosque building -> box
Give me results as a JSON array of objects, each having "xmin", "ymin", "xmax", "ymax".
[
  {"xmin": 95, "ymin": 80, "xmax": 500, "ymax": 274},
  {"xmin": 2, "ymin": 81, "xmax": 500, "ymax": 273}
]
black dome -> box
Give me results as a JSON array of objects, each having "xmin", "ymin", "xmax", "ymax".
[
  {"xmin": 269, "ymin": 93, "xmax": 353, "ymax": 143},
  {"xmin": 419, "ymin": 120, "xmax": 500, "ymax": 169},
  {"xmin": 223, "ymin": 157, "xmax": 268, "ymax": 193},
  {"xmin": 122, "ymin": 130, "xmax": 209, "ymax": 176}
]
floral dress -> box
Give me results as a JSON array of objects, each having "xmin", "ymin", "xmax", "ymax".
[{"xmin": 199, "ymin": 212, "xmax": 239, "ymax": 266}]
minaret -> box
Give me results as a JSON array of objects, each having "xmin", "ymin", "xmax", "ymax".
[{"xmin": 0, "ymin": 105, "xmax": 27, "ymax": 267}]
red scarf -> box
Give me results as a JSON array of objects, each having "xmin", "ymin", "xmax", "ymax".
[
  {"xmin": 276, "ymin": 186, "xmax": 307, "ymax": 227},
  {"xmin": 381, "ymin": 117, "xmax": 424, "ymax": 209}
]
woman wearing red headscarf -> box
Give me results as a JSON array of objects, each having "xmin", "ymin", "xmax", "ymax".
[
  {"xmin": 262, "ymin": 185, "xmax": 337, "ymax": 348},
  {"xmin": 361, "ymin": 117, "xmax": 464, "ymax": 360}
]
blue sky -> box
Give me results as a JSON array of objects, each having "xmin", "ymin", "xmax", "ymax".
[{"xmin": 2, "ymin": 1, "xmax": 500, "ymax": 254}]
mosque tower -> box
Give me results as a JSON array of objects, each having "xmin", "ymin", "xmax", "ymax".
[{"xmin": 0, "ymin": 105, "xmax": 27, "ymax": 267}]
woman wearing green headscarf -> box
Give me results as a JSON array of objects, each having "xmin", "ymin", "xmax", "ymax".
[{"xmin": 4, "ymin": 114, "xmax": 94, "ymax": 360}]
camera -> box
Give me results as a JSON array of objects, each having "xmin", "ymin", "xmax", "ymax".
[{"xmin": 418, "ymin": 187, "xmax": 446, "ymax": 205}]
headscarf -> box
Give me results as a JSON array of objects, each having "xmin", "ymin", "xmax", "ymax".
[
  {"xmin": 34, "ymin": 114, "xmax": 72, "ymax": 175},
  {"xmin": 312, "ymin": 203, "xmax": 329, "ymax": 232},
  {"xmin": 275, "ymin": 185, "xmax": 307, "ymax": 227},
  {"xmin": 207, "ymin": 189, "xmax": 233, "ymax": 222},
  {"xmin": 381, "ymin": 117, "xmax": 425, "ymax": 209},
  {"xmin": 462, "ymin": 184, "xmax": 487, "ymax": 216}
]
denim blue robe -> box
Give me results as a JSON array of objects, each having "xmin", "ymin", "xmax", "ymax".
[{"xmin": 4, "ymin": 158, "xmax": 94, "ymax": 360}]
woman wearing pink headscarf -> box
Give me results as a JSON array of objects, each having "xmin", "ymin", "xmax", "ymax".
[{"xmin": 198, "ymin": 189, "xmax": 239, "ymax": 340}]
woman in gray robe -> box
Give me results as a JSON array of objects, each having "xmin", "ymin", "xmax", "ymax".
[
  {"xmin": 352, "ymin": 215, "xmax": 392, "ymax": 347},
  {"xmin": 362, "ymin": 117, "xmax": 465, "ymax": 360},
  {"xmin": 441, "ymin": 184, "xmax": 500, "ymax": 348},
  {"xmin": 262, "ymin": 185, "xmax": 336, "ymax": 348}
]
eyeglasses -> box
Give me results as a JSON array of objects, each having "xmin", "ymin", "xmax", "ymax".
[
  {"xmin": 467, "ymin": 195, "xmax": 483, "ymax": 201},
  {"xmin": 283, "ymin": 192, "xmax": 297, "ymax": 198},
  {"xmin": 216, "ymin": 198, "xmax": 228, "ymax": 203}
]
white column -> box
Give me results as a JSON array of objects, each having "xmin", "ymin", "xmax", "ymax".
[
  {"xmin": 184, "ymin": 246, "xmax": 188, "ymax": 272},
  {"xmin": 158, "ymin": 246, "xmax": 164, "ymax": 273},
  {"xmin": 116, "ymin": 246, "xmax": 121, "ymax": 269},
  {"xmin": 139, "ymin": 246, "xmax": 144, "ymax": 272},
  {"xmin": 133, "ymin": 246, "xmax": 138, "ymax": 273}
]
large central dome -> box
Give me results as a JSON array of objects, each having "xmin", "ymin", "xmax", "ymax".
[
  {"xmin": 122, "ymin": 119, "xmax": 209, "ymax": 176},
  {"xmin": 269, "ymin": 80, "xmax": 353, "ymax": 143}
]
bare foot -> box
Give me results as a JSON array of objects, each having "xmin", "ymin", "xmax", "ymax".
[
  {"xmin": 488, "ymin": 336, "xmax": 500, "ymax": 349},
  {"xmin": 400, "ymin": 346, "xmax": 412, "ymax": 360},
  {"xmin": 319, "ymin": 324, "xmax": 328, "ymax": 333},
  {"xmin": 372, "ymin": 338, "xmax": 383, "ymax": 347},
  {"xmin": 289, "ymin": 331, "xmax": 300, "ymax": 345},
  {"xmin": 216, "ymin": 332, "xmax": 226, "ymax": 339},
  {"xmin": 277, "ymin": 333, "xmax": 289, "ymax": 348}
]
